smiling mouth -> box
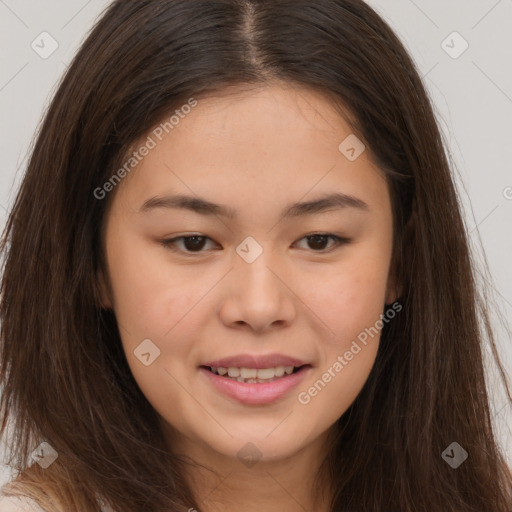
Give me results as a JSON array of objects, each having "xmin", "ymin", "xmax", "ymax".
[{"xmin": 201, "ymin": 365, "xmax": 308, "ymax": 384}]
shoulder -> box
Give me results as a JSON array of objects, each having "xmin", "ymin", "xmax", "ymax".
[
  {"xmin": 0, "ymin": 476, "xmax": 49, "ymax": 511},
  {"xmin": 0, "ymin": 493, "xmax": 46, "ymax": 512},
  {"xmin": 0, "ymin": 488, "xmax": 114, "ymax": 512},
  {"xmin": 0, "ymin": 479, "xmax": 114, "ymax": 512}
]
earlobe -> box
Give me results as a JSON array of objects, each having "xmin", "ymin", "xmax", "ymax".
[
  {"xmin": 385, "ymin": 277, "xmax": 401, "ymax": 305},
  {"xmin": 385, "ymin": 239, "xmax": 403, "ymax": 305},
  {"xmin": 96, "ymin": 269, "xmax": 113, "ymax": 310},
  {"xmin": 384, "ymin": 253, "xmax": 400, "ymax": 305},
  {"xmin": 386, "ymin": 206, "xmax": 415, "ymax": 305}
]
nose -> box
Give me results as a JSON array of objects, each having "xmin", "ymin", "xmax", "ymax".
[{"xmin": 218, "ymin": 252, "xmax": 297, "ymax": 333}]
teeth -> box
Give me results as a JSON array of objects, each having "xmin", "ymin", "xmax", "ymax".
[
  {"xmin": 209, "ymin": 365, "xmax": 300, "ymax": 382},
  {"xmin": 227, "ymin": 367, "xmax": 240, "ymax": 378},
  {"xmin": 275, "ymin": 366, "xmax": 285, "ymax": 377},
  {"xmin": 256, "ymin": 367, "xmax": 275, "ymax": 379},
  {"xmin": 240, "ymin": 368, "xmax": 257, "ymax": 379}
]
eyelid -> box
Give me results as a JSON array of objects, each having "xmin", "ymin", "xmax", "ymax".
[
  {"xmin": 160, "ymin": 232, "xmax": 351, "ymax": 256},
  {"xmin": 294, "ymin": 232, "xmax": 351, "ymax": 252},
  {"xmin": 160, "ymin": 234, "xmax": 218, "ymax": 254}
]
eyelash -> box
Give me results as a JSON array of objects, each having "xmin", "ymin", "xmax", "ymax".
[{"xmin": 160, "ymin": 233, "xmax": 350, "ymax": 255}]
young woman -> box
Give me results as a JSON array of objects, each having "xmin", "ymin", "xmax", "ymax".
[{"xmin": 1, "ymin": 0, "xmax": 511, "ymax": 511}]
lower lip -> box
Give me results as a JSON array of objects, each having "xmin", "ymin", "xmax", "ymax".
[{"xmin": 199, "ymin": 366, "xmax": 312, "ymax": 405}]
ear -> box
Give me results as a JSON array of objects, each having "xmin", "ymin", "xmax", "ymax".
[
  {"xmin": 96, "ymin": 268, "xmax": 113, "ymax": 310},
  {"xmin": 385, "ymin": 274, "xmax": 401, "ymax": 305},
  {"xmin": 385, "ymin": 259, "xmax": 402, "ymax": 305},
  {"xmin": 385, "ymin": 207, "xmax": 416, "ymax": 305}
]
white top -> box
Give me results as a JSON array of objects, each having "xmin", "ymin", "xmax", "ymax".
[
  {"xmin": 0, "ymin": 494, "xmax": 46, "ymax": 511},
  {"xmin": 0, "ymin": 492, "xmax": 114, "ymax": 511}
]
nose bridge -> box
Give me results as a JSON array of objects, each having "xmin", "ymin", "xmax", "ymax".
[
  {"xmin": 219, "ymin": 239, "xmax": 295, "ymax": 331},
  {"xmin": 235, "ymin": 242, "xmax": 281, "ymax": 301}
]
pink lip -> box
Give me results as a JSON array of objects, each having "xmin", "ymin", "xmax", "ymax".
[
  {"xmin": 199, "ymin": 365, "xmax": 312, "ymax": 405},
  {"xmin": 201, "ymin": 353, "xmax": 308, "ymax": 369}
]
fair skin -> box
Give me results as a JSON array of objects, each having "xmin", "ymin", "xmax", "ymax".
[{"xmin": 99, "ymin": 83, "xmax": 396, "ymax": 512}]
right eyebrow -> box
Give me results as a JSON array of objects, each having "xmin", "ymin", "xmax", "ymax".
[{"xmin": 139, "ymin": 191, "xmax": 369, "ymax": 220}]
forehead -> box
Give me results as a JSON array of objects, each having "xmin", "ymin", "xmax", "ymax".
[{"xmin": 109, "ymin": 83, "xmax": 389, "ymax": 220}]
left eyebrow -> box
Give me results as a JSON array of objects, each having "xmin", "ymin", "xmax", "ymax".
[
  {"xmin": 283, "ymin": 192, "xmax": 369, "ymax": 217},
  {"xmin": 138, "ymin": 192, "xmax": 369, "ymax": 220}
]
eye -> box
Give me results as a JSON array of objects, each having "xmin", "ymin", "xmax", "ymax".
[
  {"xmin": 161, "ymin": 233, "xmax": 349, "ymax": 255},
  {"xmin": 294, "ymin": 233, "xmax": 350, "ymax": 252},
  {"xmin": 160, "ymin": 235, "xmax": 218, "ymax": 254}
]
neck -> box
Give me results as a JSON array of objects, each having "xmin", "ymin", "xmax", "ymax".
[{"xmin": 165, "ymin": 427, "xmax": 334, "ymax": 512}]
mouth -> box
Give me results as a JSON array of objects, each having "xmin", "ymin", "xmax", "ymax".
[
  {"xmin": 198, "ymin": 362, "xmax": 313, "ymax": 405},
  {"xmin": 201, "ymin": 364, "xmax": 308, "ymax": 384}
]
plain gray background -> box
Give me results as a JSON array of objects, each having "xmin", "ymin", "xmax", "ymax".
[{"xmin": 0, "ymin": 0, "xmax": 511, "ymax": 486}]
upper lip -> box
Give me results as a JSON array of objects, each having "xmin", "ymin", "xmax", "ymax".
[{"xmin": 201, "ymin": 353, "xmax": 310, "ymax": 369}]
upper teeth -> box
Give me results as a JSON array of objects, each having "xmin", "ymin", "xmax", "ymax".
[{"xmin": 211, "ymin": 366, "xmax": 295, "ymax": 379}]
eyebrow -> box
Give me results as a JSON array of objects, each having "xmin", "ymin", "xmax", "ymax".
[{"xmin": 139, "ymin": 192, "xmax": 369, "ymax": 220}]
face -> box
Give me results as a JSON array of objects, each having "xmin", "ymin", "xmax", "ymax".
[{"xmin": 99, "ymin": 83, "xmax": 396, "ymax": 465}]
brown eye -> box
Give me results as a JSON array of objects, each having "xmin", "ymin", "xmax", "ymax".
[
  {"xmin": 181, "ymin": 236, "xmax": 208, "ymax": 251},
  {"xmin": 306, "ymin": 235, "xmax": 330, "ymax": 250},
  {"xmin": 161, "ymin": 235, "xmax": 216, "ymax": 254},
  {"xmin": 294, "ymin": 233, "xmax": 349, "ymax": 252}
]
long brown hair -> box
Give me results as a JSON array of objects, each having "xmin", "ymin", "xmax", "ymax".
[{"xmin": 1, "ymin": 1, "xmax": 511, "ymax": 511}]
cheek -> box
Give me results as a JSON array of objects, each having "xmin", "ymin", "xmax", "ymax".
[
  {"xmin": 296, "ymin": 341, "xmax": 379, "ymax": 432},
  {"xmin": 307, "ymin": 255, "xmax": 391, "ymax": 343},
  {"xmin": 296, "ymin": 274, "xmax": 387, "ymax": 424},
  {"xmin": 293, "ymin": 255, "xmax": 389, "ymax": 418},
  {"xmin": 105, "ymin": 235, "xmax": 211, "ymax": 392},
  {"xmin": 106, "ymin": 235, "xmax": 204, "ymax": 336}
]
